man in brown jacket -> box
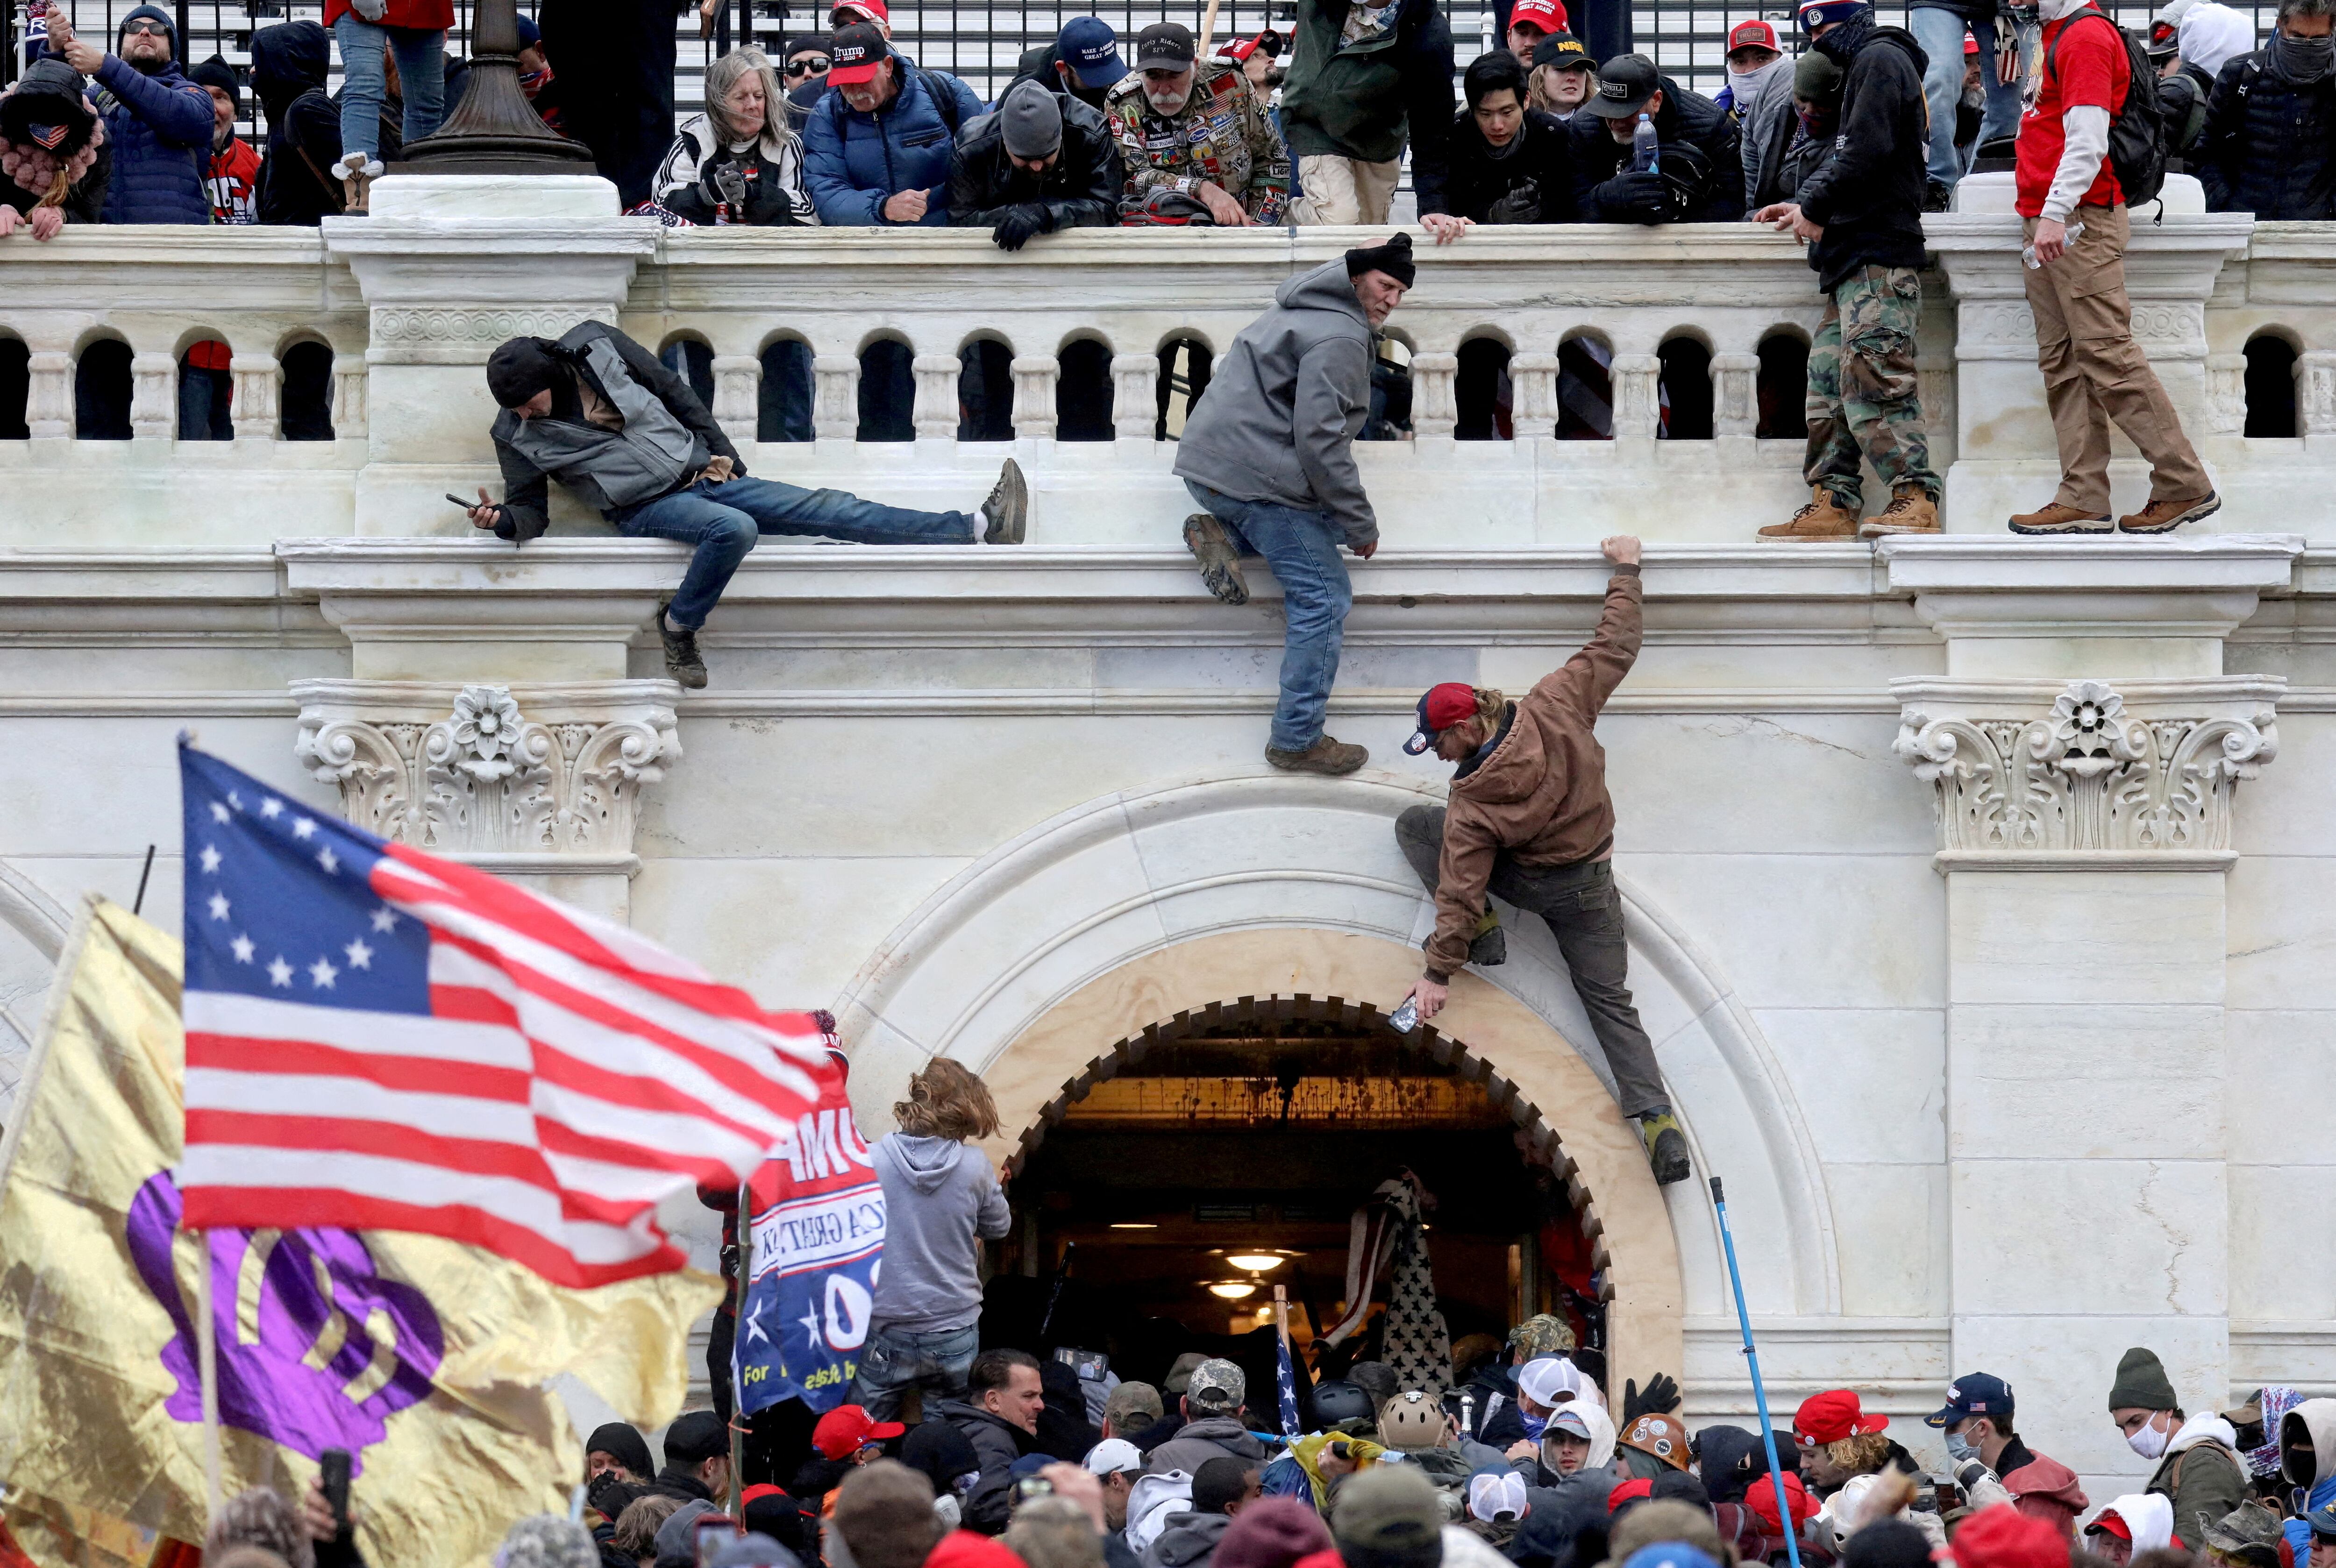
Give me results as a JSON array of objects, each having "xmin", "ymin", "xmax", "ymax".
[{"xmin": 1390, "ymin": 534, "xmax": 1688, "ymax": 1185}]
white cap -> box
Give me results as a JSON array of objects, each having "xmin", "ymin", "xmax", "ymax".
[
  {"xmin": 1517, "ymin": 1356, "xmax": 1587, "ymax": 1408},
  {"xmin": 1469, "ymin": 1470, "xmax": 1529, "ymax": 1523},
  {"xmin": 1085, "ymin": 1438, "xmax": 1145, "ymax": 1476}
]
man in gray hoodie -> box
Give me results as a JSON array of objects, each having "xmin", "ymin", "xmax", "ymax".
[
  {"xmin": 1174, "ymin": 234, "xmax": 1415, "ymax": 777},
  {"xmin": 1141, "ymin": 1455, "xmax": 1260, "ymax": 1568},
  {"xmin": 850, "ymin": 1059, "xmax": 1012, "ymax": 1421}
]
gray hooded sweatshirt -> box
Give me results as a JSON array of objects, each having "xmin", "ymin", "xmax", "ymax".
[
  {"xmin": 1173, "ymin": 258, "xmax": 1379, "ymax": 549},
  {"xmin": 869, "ymin": 1133, "xmax": 1011, "ymax": 1333}
]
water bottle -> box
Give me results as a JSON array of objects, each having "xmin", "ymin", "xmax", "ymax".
[
  {"xmin": 1631, "ymin": 112, "xmax": 1659, "ymax": 174},
  {"xmin": 1388, "ymin": 996, "xmax": 1420, "ymax": 1034},
  {"xmin": 2022, "ymin": 220, "xmax": 2084, "ymax": 269}
]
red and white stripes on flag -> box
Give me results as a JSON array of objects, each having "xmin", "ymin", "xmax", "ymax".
[{"xmin": 180, "ymin": 837, "xmax": 838, "ymax": 1289}]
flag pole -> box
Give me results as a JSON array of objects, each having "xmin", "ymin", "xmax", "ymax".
[
  {"xmin": 195, "ymin": 1228, "xmax": 223, "ymax": 1526},
  {"xmin": 1711, "ymin": 1178, "xmax": 1801, "ymax": 1568},
  {"xmin": 728, "ymin": 1179, "xmax": 750, "ymax": 1521}
]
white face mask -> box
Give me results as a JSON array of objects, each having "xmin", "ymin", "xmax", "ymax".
[
  {"xmin": 2040, "ymin": 0, "xmax": 2089, "ymax": 21},
  {"xmin": 2127, "ymin": 1415, "xmax": 2171, "ymax": 1460}
]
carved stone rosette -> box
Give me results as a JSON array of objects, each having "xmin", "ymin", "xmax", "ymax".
[
  {"xmin": 1893, "ymin": 676, "xmax": 2282, "ymax": 866},
  {"xmin": 290, "ymin": 679, "xmax": 681, "ymax": 869}
]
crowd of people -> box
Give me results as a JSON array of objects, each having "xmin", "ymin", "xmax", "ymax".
[{"xmin": 184, "ymin": 1052, "xmax": 2336, "ymax": 1568}]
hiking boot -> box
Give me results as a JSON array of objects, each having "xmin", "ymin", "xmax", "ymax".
[
  {"xmin": 1759, "ymin": 486, "xmax": 1861, "ymax": 541},
  {"xmin": 1638, "ymin": 1111, "xmax": 1691, "ymax": 1185},
  {"xmin": 980, "ymin": 457, "xmax": 1027, "ymax": 543},
  {"xmin": 1922, "ymin": 178, "xmax": 1953, "ymax": 214},
  {"xmin": 1265, "ymin": 735, "xmax": 1367, "ymax": 775},
  {"xmin": 1859, "ymin": 483, "xmax": 1941, "ymax": 538},
  {"xmin": 1185, "ymin": 513, "xmax": 1250, "ymax": 605},
  {"xmin": 2119, "ymin": 490, "xmax": 2221, "ymax": 534},
  {"xmin": 1468, "ymin": 921, "xmax": 1508, "ymax": 968},
  {"xmin": 2008, "ymin": 501, "xmax": 2112, "ymax": 535},
  {"xmin": 659, "ymin": 612, "xmax": 707, "ymax": 690}
]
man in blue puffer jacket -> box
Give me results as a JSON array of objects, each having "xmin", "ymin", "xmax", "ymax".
[
  {"xmin": 802, "ymin": 22, "xmax": 985, "ymax": 225},
  {"xmin": 47, "ymin": 4, "xmax": 213, "ymax": 224}
]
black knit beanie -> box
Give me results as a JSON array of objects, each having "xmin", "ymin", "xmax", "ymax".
[
  {"xmin": 1345, "ymin": 231, "xmax": 1416, "ymax": 288},
  {"xmin": 486, "ymin": 336, "xmax": 563, "ymax": 409}
]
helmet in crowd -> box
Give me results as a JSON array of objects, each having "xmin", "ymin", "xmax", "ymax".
[{"xmin": 1310, "ymin": 1380, "xmax": 1375, "ymax": 1428}]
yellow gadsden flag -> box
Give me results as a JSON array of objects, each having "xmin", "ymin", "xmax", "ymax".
[{"xmin": 0, "ymin": 900, "xmax": 724, "ymax": 1568}]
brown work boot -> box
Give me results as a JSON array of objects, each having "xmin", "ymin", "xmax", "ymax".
[
  {"xmin": 2119, "ymin": 490, "xmax": 2221, "ymax": 534},
  {"xmin": 1265, "ymin": 735, "xmax": 1367, "ymax": 775},
  {"xmin": 1758, "ymin": 486, "xmax": 1861, "ymax": 541},
  {"xmin": 1860, "ymin": 483, "xmax": 1941, "ymax": 538},
  {"xmin": 2008, "ymin": 501, "xmax": 2112, "ymax": 535}
]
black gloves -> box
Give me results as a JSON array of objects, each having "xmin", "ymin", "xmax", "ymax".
[
  {"xmin": 1485, "ymin": 178, "xmax": 1542, "ymax": 225},
  {"xmin": 991, "ymin": 204, "xmax": 1054, "ymax": 251},
  {"xmin": 1623, "ymin": 1373, "xmax": 1682, "ymax": 1421},
  {"xmin": 1598, "ymin": 168, "xmax": 1672, "ymax": 225}
]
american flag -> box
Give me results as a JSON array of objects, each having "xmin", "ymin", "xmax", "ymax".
[
  {"xmin": 176, "ymin": 744, "xmax": 838, "ymax": 1289},
  {"xmin": 1275, "ymin": 1324, "xmax": 1301, "ymax": 1438}
]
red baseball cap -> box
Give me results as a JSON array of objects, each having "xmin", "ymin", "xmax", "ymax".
[
  {"xmin": 1509, "ymin": 0, "xmax": 1568, "ymax": 32},
  {"xmin": 1794, "ymin": 1389, "xmax": 1888, "ymax": 1447},
  {"xmin": 1404, "ymin": 682, "xmax": 1479, "ymax": 755},
  {"xmin": 1745, "ymin": 1473, "xmax": 1818, "ymax": 1533},
  {"xmin": 2089, "ymin": 1512, "xmax": 2134, "ymax": 1543},
  {"xmin": 1725, "ymin": 17, "xmax": 1780, "ymax": 51},
  {"xmin": 812, "ymin": 1404, "xmax": 905, "ymax": 1460},
  {"xmin": 830, "ymin": 0, "xmax": 888, "ymax": 24}
]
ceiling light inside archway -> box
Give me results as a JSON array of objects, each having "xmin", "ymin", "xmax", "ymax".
[
  {"xmin": 1226, "ymin": 1255, "xmax": 1285, "ymax": 1271},
  {"xmin": 1207, "ymin": 1281, "xmax": 1258, "ymax": 1299}
]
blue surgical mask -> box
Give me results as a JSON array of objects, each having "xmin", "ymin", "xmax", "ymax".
[
  {"xmin": 1521, "ymin": 1409, "xmax": 1550, "ymax": 1441},
  {"xmin": 1944, "ymin": 1428, "xmax": 1978, "ymax": 1464}
]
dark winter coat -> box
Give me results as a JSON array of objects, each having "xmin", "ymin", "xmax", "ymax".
[
  {"xmin": 1417, "ymin": 105, "xmax": 1574, "ymax": 221},
  {"xmin": 802, "ymin": 57, "xmax": 985, "ymax": 225},
  {"xmin": 250, "ymin": 21, "xmax": 343, "ymax": 224},
  {"xmin": 489, "ymin": 322, "xmax": 743, "ymax": 537},
  {"xmin": 1796, "ymin": 15, "xmax": 1932, "ymax": 292},
  {"xmin": 1280, "ymin": 0, "xmax": 1454, "ymax": 170},
  {"xmin": 2199, "ymin": 49, "xmax": 2336, "ymax": 220},
  {"xmin": 2159, "ymin": 58, "xmax": 2215, "ymax": 160},
  {"xmin": 1569, "ymin": 78, "xmax": 1743, "ymax": 222},
  {"xmin": 1146, "ymin": 1417, "xmax": 1269, "ymax": 1476},
  {"xmin": 934, "ymin": 1399, "xmax": 1037, "ymax": 1535},
  {"xmin": 85, "ymin": 8, "xmax": 213, "ymax": 225},
  {"xmin": 1007, "ymin": 41, "xmax": 1118, "ymax": 113},
  {"xmin": 1748, "ymin": 105, "xmax": 1837, "ymax": 212},
  {"xmin": 946, "ymin": 92, "xmax": 1123, "ymax": 233},
  {"xmin": 1142, "ymin": 1513, "xmax": 1232, "ymax": 1568},
  {"xmin": 0, "ymin": 62, "xmax": 110, "ymax": 225}
]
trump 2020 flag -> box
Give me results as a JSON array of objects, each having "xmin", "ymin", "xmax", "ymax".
[
  {"xmin": 734, "ymin": 1055, "xmax": 885, "ymax": 1416},
  {"xmin": 175, "ymin": 742, "xmax": 840, "ymax": 1287}
]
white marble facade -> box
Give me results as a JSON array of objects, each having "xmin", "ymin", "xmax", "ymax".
[{"xmin": 2, "ymin": 178, "xmax": 2333, "ymax": 1503}]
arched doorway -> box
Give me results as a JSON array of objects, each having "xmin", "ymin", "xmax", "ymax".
[
  {"xmin": 985, "ymin": 991, "xmax": 1619, "ymax": 1404},
  {"xmin": 957, "ymin": 929, "xmax": 1685, "ymax": 1391}
]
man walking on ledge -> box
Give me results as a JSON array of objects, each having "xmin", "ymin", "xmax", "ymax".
[
  {"xmin": 1175, "ymin": 233, "xmax": 1412, "ymax": 776},
  {"xmin": 470, "ymin": 322, "xmax": 1027, "ymax": 690},
  {"xmin": 1390, "ymin": 535, "xmax": 1690, "ymax": 1185}
]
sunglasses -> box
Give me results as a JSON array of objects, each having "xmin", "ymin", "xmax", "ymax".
[
  {"xmin": 121, "ymin": 20, "xmax": 171, "ymax": 34},
  {"xmin": 785, "ymin": 56, "xmax": 830, "ymax": 75}
]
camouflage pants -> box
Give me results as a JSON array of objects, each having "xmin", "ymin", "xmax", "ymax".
[{"xmin": 1804, "ymin": 264, "xmax": 1939, "ymax": 506}]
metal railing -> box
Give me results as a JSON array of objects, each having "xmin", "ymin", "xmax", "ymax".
[{"xmin": 4, "ymin": 0, "xmax": 2286, "ymax": 155}]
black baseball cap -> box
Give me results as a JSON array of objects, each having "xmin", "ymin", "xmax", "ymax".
[
  {"xmin": 827, "ymin": 21, "xmax": 891, "ymax": 84},
  {"xmin": 1134, "ymin": 21, "xmax": 1196, "ymax": 71},
  {"xmin": 1532, "ymin": 30, "xmax": 1597, "ymax": 71},
  {"xmin": 1583, "ymin": 52, "xmax": 1659, "ymax": 117},
  {"xmin": 1926, "ymin": 1373, "xmax": 2014, "ymax": 1429}
]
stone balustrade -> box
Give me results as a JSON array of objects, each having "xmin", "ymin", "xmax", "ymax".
[{"xmin": 6, "ymin": 177, "xmax": 2336, "ymax": 545}]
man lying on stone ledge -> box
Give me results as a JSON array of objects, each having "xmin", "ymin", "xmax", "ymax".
[{"xmin": 466, "ymin": 321, "xmax": 1028, "ymax": 690}]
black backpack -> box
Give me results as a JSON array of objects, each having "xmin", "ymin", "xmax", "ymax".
[{"xmin": 2044, "ymin": 8, "xmax": 2167, "ymax": 206}]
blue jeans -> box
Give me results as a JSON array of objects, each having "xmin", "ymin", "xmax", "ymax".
[
  {"xmin": 331, "ymin": 14, "xmax": 447, "ymax": 160},
  {"xmin": 621, "ymin": 475, "xmax": 976, "ymax": 630},
  {"xmin": 1184, "ymin": 480, "xmax": 1353, "ymax": 753},
  {"xmin": 1909, "ymin": 5, "xmax": 2025, "ymax": 189},
  {"xmin": 178, "ymin": 363, "xmax": 232, "ymax": 441},
  {"xmin": 848, "ymin": 1321, "xmax": 980, "ymax": 1422}
]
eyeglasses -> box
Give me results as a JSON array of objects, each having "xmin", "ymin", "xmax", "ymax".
[
  {"xmin": 784, "ymin": 56, "xmax": 830, "ymax": 76},
  {"xmin": 121, "ymin": 20, "xmax": 171, "ymax": 34}
]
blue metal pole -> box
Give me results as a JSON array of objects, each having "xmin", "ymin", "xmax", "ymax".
[{"xmin": 1711, "ymin": 1177, "xmax": 1803, "ymax": 1568}]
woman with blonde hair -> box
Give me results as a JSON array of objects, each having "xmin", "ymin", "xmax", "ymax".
[
  {"xmin": 848, "ymin": 1059, "xmax": 1009, "ymax": 1420},
  {"xmin": 653, "ymin": 46, "xmax": 817, "ymax": 224}
]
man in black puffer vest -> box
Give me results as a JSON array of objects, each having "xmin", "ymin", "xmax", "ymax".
[
  {"xmin": 1753, "ymin": 0, "xmax": 1942, "ymax": 541},
  {"xmin": 2198, "ymin": 0, "xmax": 2336, "ymax": 220}
]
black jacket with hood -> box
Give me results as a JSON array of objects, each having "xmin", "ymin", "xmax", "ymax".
[
  {"xmin": 1569, "ymin": 78, "xmax": 1743, "ymax": 223},
  {"xmin": 1417, "ymin": 105, "xmax": 1575, "ymax": 222},
  {"xmin": 488, "ymin": 321, "xmax": 742, "ymax": 540},
  {"xmin": 2199, "ymin": 46, "xmax": 2336, "ymax": 220},
  {"xmin": 250, "ymin": 21, "xmax": 343, "ymax": 224},
  {"xmin": 1795, "ymin": 12, "xmax": 1931, "ymax": 292},
  {"xmin": 946, "ymin": 93, "xmax": 1123, "ymax": 235},
  {"xmin": 933, "ymin": 1398, "xmax": 1037, "ymax": 1535}
]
